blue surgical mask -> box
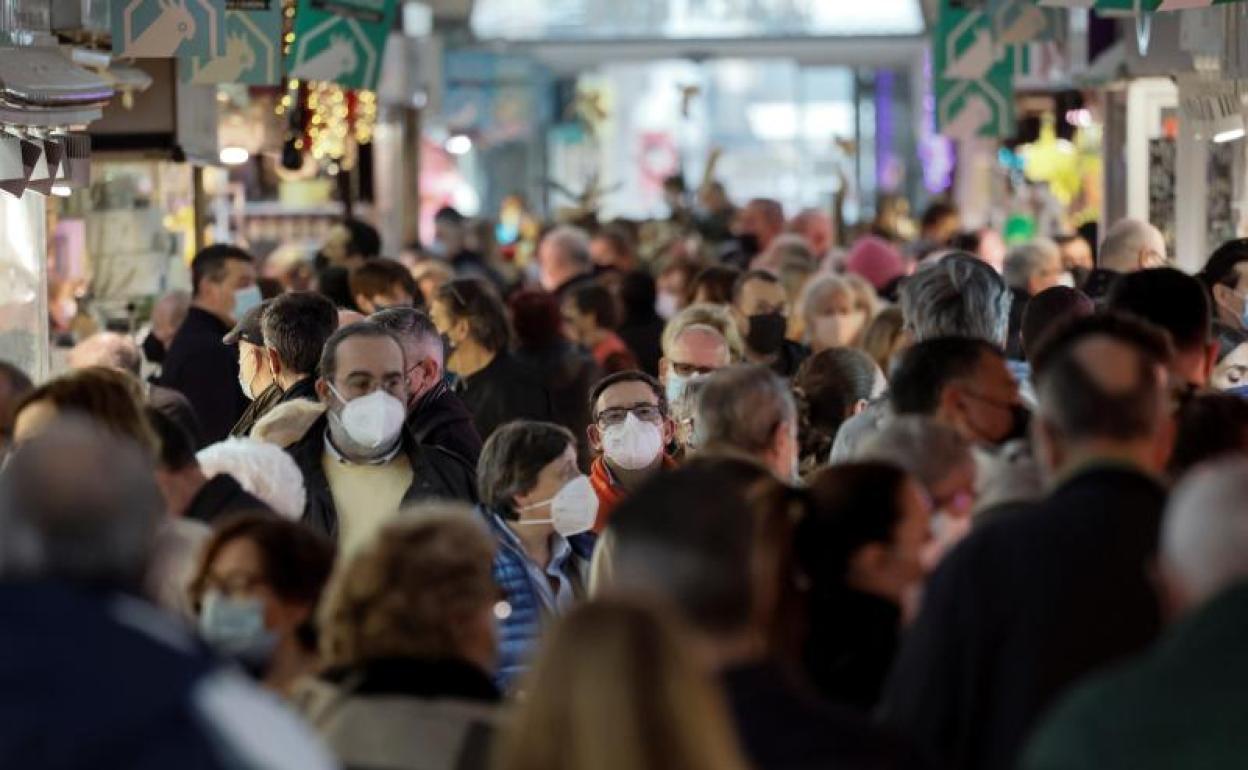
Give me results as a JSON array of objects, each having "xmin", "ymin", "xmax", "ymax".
[
  {"xmin": 199, "ymin": 591, "xmax": 278, "ymax": 666},
  {"xmin": 665, "ymin": 371, "xmax": 691, "ymax": 405},
  {"xmin": 232, "ymin": 285, "xmax": 263, "ymax": 322}
]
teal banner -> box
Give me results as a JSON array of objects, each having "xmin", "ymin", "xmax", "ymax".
[
  {"xmin": 933, "ymin": 0, "xmax": 1016, "ymax": 139},
  {"xmin": 286, "ymin": 0, "xmax": 398, "ymax": 90},
  {"xmin": 112, "ymin": 0, "xmax": 226, "ymax": 60},
  {"xmin": 184, "ymin": 0, "xmax": 283, "ymax": 84}
]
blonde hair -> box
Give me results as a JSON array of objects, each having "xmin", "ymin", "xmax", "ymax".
[
  {"xmin": 492, "ymin": 599, "xmax": 750, "ymax": 770},
  {"xmin": 318, "ymin": 503, "xmax": 496, "ymax": 668},
  {"xmin": 660, "ymin": 303, "xmax": 744, "ymax": 362},
  {"xmin": 798, "ymin": 274, "xmax": 878, "ymax": 347}
]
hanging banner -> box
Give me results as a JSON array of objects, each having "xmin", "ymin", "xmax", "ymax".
[
  {"xmin": 183, "ymin": 0, "xmax": 283, "ymax": 84},
  {"xmin": 286, "ymin": 0, "xmax": 398, "ymax": 90},
  {"xmin": 933, "ymin": 0, "xmax": 1016, "ymax": 139},
  {"xmin": 112, "ymin": 0, "xmax": 225, "ymax": 60}
]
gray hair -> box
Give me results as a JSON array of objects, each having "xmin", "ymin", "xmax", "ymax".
[
  {"xmin": 660, "ymin": 304, "xmax": 743, "ymax": 361},
  {"xmin": 477, "ymin": 420, "xmax": 575, "ymax": 518},
  {"xmin": 900, "ymin": 252, "xmax": 1012, "ymax": 346},
  {"xmin": 1003, "ymin": 240, "xmax": 1060, "ymax": 292},
  {"xmin": 1162, "ymin": 458, "xmax": 1248, "ymax": 604},
  {"xmin": 0, "ymin": 416, "xmax": 162, "ymax": 588},
  {"xmin": 1100, "ymin": 218, "xmax": 1164, "ymax": 273},
  {"xmin": 695, "ymin": 364, "xmax": 796, "ymax": 456},
  {"xmin": 68, "ymin": 332, "xmax": 142, "ymax": 376},
  {"xmin": 543, "ymin": 225, "xmax": 592, "ymax": 272},
  {"xmin": 856, "ymin": 415, "xmax": 973, "ymax": 490},
  {"xmin": 371, "ymin": 307, "xmax": 444, "ymax": 367}
]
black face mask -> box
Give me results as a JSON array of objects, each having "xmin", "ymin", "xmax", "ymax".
[
  {"xmin": 141, "ymin": 333, "xmax": 165, "ymax": 364},
  {"xmin": 746, "ymin": 312, "xmax": 788, "ymax": 356},
  {"xmin": 736, "ymin": 233, "xmax": 761, "ymax": 259},
  {"xmin": 1001, "ymin": 403, "xmax": 1032, "ymax": 445}
]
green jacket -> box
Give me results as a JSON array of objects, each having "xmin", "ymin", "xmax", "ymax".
[{"xmin": 1023, "ymin": 582, "xmax": 1248, "ymax": 770}]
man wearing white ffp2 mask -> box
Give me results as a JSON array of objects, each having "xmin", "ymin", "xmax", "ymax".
[
  {"xmin": 586, "ymin": 371, "xmax": 678, "ymax": 532},
  {"xmin": 286, "ymin": 323, "xmax": 476, "ymax": 555}
]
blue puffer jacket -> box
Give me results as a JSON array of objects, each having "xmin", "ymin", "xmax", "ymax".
[{"xmin": 479, "ymin": 507, "xmax": 596, "ymax": 690}]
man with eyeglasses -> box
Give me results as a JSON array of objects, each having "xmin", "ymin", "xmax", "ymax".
[
  {"xmin": 285, "ymin": 322, "xmax": 476, "ymax": 554},
  {"xmin": 585, "ymin": 371, "xmax": 678, "ymax": 532}
]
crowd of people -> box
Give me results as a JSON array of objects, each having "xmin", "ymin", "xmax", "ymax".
[{"xmin": 5, "ymin": 191, "xmax": 1248, "ymax": 770}]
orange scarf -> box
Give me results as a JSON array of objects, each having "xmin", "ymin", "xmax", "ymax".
[{"xmin": 589, "ymin": 454, "xmax": 678, "ymax": 533}]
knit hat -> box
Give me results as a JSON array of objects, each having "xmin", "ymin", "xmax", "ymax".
[{"xmin": 846, "ymin": 237, "xmax": 907, "ymax": 291}]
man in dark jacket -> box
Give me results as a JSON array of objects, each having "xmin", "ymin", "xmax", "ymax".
[
  {"xmin": 0, "ymin": 417, "xmax": 335, "ymax": 769},
  {"xmin": 371, "ymin": 306, "xmax": 483, "ymax": 465},
  {"xmin": 286, "ymin": 322, "xmax": 476, "ymax": 551},
  {"xmin": 226, "ymin": 300, "xmax": 281, "ymax": 438},
  {"xmin": 880, "ymin": 312, "xmax": 1176, "ymax": 770},
  {"xmin": 162, "ymin": 244, "xmax": 259, "ymax": 442},
  {"xmin": 1023, "ymin": 458, "xmax": 1248, "ymax": 770}
]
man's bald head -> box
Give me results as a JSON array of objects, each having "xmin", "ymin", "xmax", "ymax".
[
  {"xmin": 1100, "ymin": 218, "xmax": 1168, "ymax": 273},
  {"xmin": 0, "ymin": 416, "xmax": 162, "ymax": 588},
  {"xmin": 1032, "ymin": 313, "xmax": 1172, "ymax": 451}
]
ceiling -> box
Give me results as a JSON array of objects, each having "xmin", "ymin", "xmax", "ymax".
[{"xmin": 469, "ymin": 0, "xmax": 927, "ymax": 41}]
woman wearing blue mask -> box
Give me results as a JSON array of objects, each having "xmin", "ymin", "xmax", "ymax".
[
  {"xmin": 188, "ymin": 514, "xmax": 335, "ymax": 695},
  {"xmin": 476, "ymin": 421, "xmax": 598, "ymax": 690}
]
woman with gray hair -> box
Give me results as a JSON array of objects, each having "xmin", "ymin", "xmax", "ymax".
[
  {"xmin": 857, "ymin": 415, "xmax": 977, "ymax": 569},
  {"xmin": 475, "ymin": 420, "xmax": 598, "ymax": 688}
]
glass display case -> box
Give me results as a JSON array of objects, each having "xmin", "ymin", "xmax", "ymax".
[{"xmin": 0, "ymin": 192, "xmax": 48, "ymax": 382}]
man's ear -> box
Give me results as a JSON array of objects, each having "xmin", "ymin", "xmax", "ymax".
[
  {"xmin": 265, "ymin": 346, "xmax": 282, "ymax": 379},
  {"xmin": 1212, "ymin": 283, "xmax": 1235, "ymax": 312},
  {"xmin": 587, "ymin": 422, "xmax": 603, "ymax": 453},
  {"xmin": 1204, "ymin": 341, "xmax": 1219, "ymax": 387},
  {"xmin": 661, "ymin": 416, "xmax": 677, "ymax": 447},
  {"xmin": 315, "ymin": 378, "xmax": 330, "ymax": 404}
]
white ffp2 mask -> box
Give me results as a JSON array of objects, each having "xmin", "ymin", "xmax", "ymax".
[
  {"xmin": 327, "ymin": 383, "xmax": 407, "ymax": 450},
  {"xmin": 602, "ymin": 412, "xmax": 664, "ymax": 470},
  {"xmin": 517, "ymin": 474, "xmax": 599, "ymax": 536}
]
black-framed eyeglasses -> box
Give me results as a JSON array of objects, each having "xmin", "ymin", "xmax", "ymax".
[{"xmin": 596, "ymin": 403, "xmax": 664, "ymax": 427}]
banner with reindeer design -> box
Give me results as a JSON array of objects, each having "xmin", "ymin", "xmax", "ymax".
[
  {"xmin": 286, "ymin": 0, "xmax": 398, "ymax": 90},
  {"xmin": 112, "ymin": 0, "xmax": 226, "ymax": 62},
  {"xmin": 183, "ymin": 0, "xmax": 283, "ymax": 85}
]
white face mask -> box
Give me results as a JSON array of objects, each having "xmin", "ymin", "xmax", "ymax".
[
  {"xmin": 516, "ymin": 474, "xmax": 599, "ymax": 537},
  {"xmin": 327, "ymin": 383, "xmax": 407, "ymax": 452},
  {"xmin": 602, "ymin": 412, "xmax": 664, "ymax": 470},
  {"xmin": 1057, "ymin": 271, "xmax": 1076, "ymax": 288},
  {"xmin": 812, "ymin": 311, "xmax": 865, "ymax": 350},
  {"xmin": 656, "ymin": 291, "xmax": 680, "ymax": 320},
  {"xmin": 238, "ymin": 369, "xmax": 256, "ymax": 401}
]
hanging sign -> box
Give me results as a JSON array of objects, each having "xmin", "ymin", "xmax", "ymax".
[
  {"xmin": 933, "ymin": 0, "xmax": 1016, "ymax": 139},
  {"xmin": 184, "ymin": 0, "xmax": 283, "ymax": 84},
  {"xmin": 988, "ymin": 0, "xmax": 1061, "ymax": 44},
  {"xmin": 286, "ymin": 0, "xmax": 398, "ymax": 90},
  {"xmin": 112, "ymin": 0, "xmax": 225, "ymax": 60}
]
